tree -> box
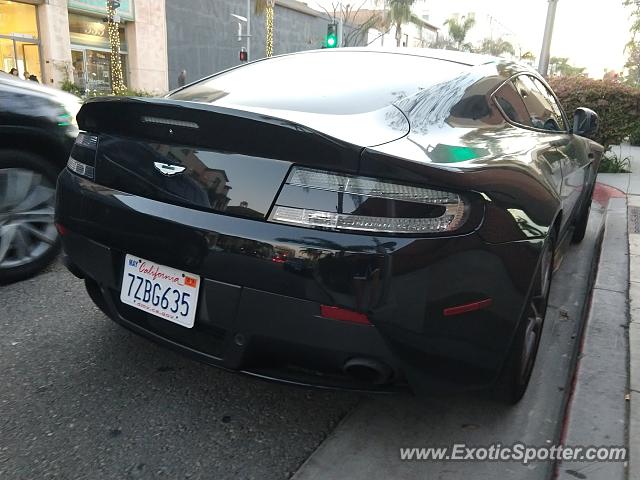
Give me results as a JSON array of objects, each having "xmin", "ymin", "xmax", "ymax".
[
  {"xmin": 623, "ymin": 0, "xmax": 640, "ymax": 86},
  {"xmin": 549, "ymin": 57, "xmax": 585, "ymax": 77},
  {"xmin": 428, "ymin": 36, "xmax": 457, "ymax": 50},
  {"xmin": 106, "ymin": 0, "xmax": 126, "ymax": 94},
  {"xmin": 388, "ymin": 0, "xmax": 416, "ymax": 47},
  {"xmin": 373, "ymin": 0, "xmax": 419, "ymax": 47},
  {"xmin": 476, "ymin": 37, "xmax": 514, "ymax": 57},
  {"xmin": 255, "ymin": 0, "xmax": 275, "ymax": 57},
  {"xmin": 444, "ymin": 14, "xmax": 475, "ymax": 51},
  {"xmin": 342, "ymin": 3, "xmax": 383, "ymax": 47},
  {"xmin": 625, "ymin": 43, "xmax": 640, "ymax": 85}
]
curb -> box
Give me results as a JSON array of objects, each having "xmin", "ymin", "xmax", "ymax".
[{"xmin": 555, "ymin": 195, "xmax": 629, "ymax": 480}]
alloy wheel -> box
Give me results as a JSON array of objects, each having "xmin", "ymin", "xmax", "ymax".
[
  {"xmin": 519, "ymin": 241, "xmax": 554, "ymax": 383},
  {"xmin": 0, "ymin": 168, "xmax": 58, "ymax": 270}
]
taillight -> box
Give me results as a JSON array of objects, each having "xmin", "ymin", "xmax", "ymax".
[
  {"xmin": 67, "ymin": 133, "xmax": 98, "ymax": 179},
  {"xmin": 269, "ymin": 167, "xmax": 469, "ymax": 234}
]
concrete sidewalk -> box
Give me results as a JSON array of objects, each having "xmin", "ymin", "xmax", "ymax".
[
  {"xmin": 556, "ymin": 195, "xmax": 627, "ymax": 480},
  {"xmin": 599, "ymin": 143, "xmax": 640, "ymax": 195},
  {"xmin": 584, "ymin": 143, "xmax": 640, "ymax": 480}
]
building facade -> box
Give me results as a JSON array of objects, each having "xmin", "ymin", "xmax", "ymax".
[
  {"xmin": 1, "ymin": 0, "xmax": 369, "ymax": 95},
  {"xmin": 165, "ymin": 0, "xmax": 344, "ymax": 90},
  {"xmin": 1, "ymin": 0, "xmax": 168, "ymax": 93}
]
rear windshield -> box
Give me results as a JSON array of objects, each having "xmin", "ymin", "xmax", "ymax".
[{"xmin": 170, "ymin": 51, "xmax": 469, "ymax": 115}]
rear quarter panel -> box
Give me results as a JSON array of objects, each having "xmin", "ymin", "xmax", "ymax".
[{"xmin": 363, "ymin": 61, "xmax": 571, "ymax": 244}]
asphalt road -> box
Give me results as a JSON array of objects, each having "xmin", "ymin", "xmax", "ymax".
[
  {"xmin": 0, "ymin": 260, "xmax": 359, "ymax": 480},
  {"xmin": 1, "ymin": 203, "xmax": 604, "ymax": 480}
]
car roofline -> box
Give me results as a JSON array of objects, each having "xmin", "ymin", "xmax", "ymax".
[
  {"xmin": 169, "ymin": 47, "xmax": 503, "ymax": 97},
  {"xmin": 286, "ymin": 47, "xmax": 496, "ymax": 67}
]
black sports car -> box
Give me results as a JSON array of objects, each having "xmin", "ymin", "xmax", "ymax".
[{"xmin": 55, "ymin": 49, "xmax": 602, "ymax": 403}]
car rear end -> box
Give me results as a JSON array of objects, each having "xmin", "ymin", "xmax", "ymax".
[{"xmin": 55, "ymin": 54, "xmax": 545, "ymax": 395}]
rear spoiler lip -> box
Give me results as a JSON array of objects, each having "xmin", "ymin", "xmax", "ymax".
[
  {"xmin": 79, "ymin": 96, "xmax": 309, "ymax": 137},
  {"xmin": 77, "ymin": 96, "xmax": 364, "ymax": 174},
  {"xmin": 79, "ymin": 96, "xmax": 410, "ymax": 149}
]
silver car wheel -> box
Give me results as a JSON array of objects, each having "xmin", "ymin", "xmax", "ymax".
[{"xmin": 0, "ymin": 168, "xmax": 57, "ymax": 270}]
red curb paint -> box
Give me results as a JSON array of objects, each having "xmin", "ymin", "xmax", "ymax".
[{"xmin": 593, "ymin": 182, "xmax": 626, "ymax": 207}]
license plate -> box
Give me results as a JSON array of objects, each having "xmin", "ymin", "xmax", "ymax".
[{"xmin": 120, "ymin": 254, "xmax": 201, "ymax": 328}]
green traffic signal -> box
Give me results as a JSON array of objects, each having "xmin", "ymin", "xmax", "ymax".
[{"xmin": 325, "ymin": 23, "xmax": 338, "ymax": 48}]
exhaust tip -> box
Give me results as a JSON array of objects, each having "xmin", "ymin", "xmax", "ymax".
[{"xmin": 343, "ymin": 357, "xmax": 393, "ymax": 386}]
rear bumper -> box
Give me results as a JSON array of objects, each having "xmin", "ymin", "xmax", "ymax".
[{"xmin": 56, "ymin": 170, "xmax": 544, "ymax": 393}]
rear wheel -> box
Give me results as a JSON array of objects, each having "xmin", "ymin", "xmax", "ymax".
[
  {"xmin": 498, "ymin": 230, "xmax": 555, "ymax": 404},
  {"xmin": 572, "ymin": 182, "xmax": 595, "ymax": 244},
  {"xmin": 0, "ymin": 150, "xmax": 61, "ymax": 284}
]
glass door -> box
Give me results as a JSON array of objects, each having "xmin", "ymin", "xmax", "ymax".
[
  {"xmin": 85, "ymin": 49, "xmax": 111, "ymax": 93},
  {"xmin": 71, "ymin": 48, "xmax": 128, "ymax": 94},
  {"xmin": 16, "ymin": 41, "xmax": 41, "ymax": 81},
  {"xmin": 0, "ymin": 38, "xmax": 16, "ymax": 73},
  {"xmin": 71, "ymin": 50, "xmax": 86, "ymax": 91}
]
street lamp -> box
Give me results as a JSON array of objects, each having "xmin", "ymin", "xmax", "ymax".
[
  {"xmin": 231, "ymin": 13, "xmax": 247, "ymax": 41},
  {"xmin": 538, "ymin": 0, "xmax": 559, "ymax": 76},
  {"xmin": 230, "ymin": 12, "xmax": 251, "ymax": 62}
]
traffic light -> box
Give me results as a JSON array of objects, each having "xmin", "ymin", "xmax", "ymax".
[
  {"xmin": 325, "ymin": 23, "xmax": 338, "ymax": 48},
  {"xmin": 239, "ymin": 47, "xmax": 248, "ymax": 62}
]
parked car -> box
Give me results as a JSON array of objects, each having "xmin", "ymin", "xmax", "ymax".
[
  {"xmin": 55, "ymin": 49, "xmax": 602, "ymax": 403},
  {"xmin": 0, "ymin": 73, "xmax": 81, "ymax": 283}
]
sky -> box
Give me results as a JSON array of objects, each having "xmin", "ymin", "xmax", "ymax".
[{"xmin": 308, "ymin": 0, "xmax": 632, "ymax": 78}]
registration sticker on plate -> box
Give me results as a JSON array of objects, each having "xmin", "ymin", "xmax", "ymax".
[{"xmin": 120, "ymin": 254, "xmax": 201, "ymax": 328}]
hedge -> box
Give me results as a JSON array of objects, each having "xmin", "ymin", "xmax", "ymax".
[{"xmin": 548, "ymin": 76, "xmax": 640, "ymax": 149}]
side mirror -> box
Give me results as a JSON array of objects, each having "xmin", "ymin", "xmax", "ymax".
[{"xmin": 573, "ymin": 107, "xmax": 599, "ymax": 138}]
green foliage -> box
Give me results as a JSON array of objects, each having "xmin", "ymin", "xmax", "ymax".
[
  {"xmin": 623, "ymin": 0, "xmax": 640, "ymax": 87},
  {"xmin": 624, "ymin": 43, "xmax": 640, "ymax": 87},
  {"xmin": 548, "ymin": 76, "xmax": 640, "ymax": 150},
  {"xmin": 624, "ymin": 0, "xmax": 640, "ymax": 36},
  {"xmin": 444, "ymin": 14, "xmax": 475, "ymax": 50},
  {"xmin": 428, "ymin": 36, "xmax": 457, "ymax": 50},
  {"xmin": 549, "ymin": 57, "xmax": 585, "ymax": 77},
  {"xmin": 60, "ymin": 79, "xmax": 84, "ymax": 97},
  {"xmin": 476, "ymin": 38, "xmax": 514, "ymax": 56},
  {"xmin": 60, "ymin": 84, "xmax": 154, "ymax": 99},
  {"xmin": 388, "ymin": 0, "xmax": 417, "ymax": 47},
  {"xmin": 84, "ymin": 88, "xmax": 154, "ymax": 99},
  {"xmin": 630, "ymin": 125, "xmax": 640, "ymax": 146},
  {"xmin": 599, "ymin": 149, "xmax": 631, "ymax": 173}
]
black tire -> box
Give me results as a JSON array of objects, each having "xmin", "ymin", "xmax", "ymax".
[
  {"xmin": 0, "ymin": 150, "xmax": 61, "ymax": 284},
  {"xmin": 497, "ymin": 230, "xmax": 555, "ymax": 404},
  {"xmin": 572, "ymin": 182, "xmax": 595, "ymax": 244}
]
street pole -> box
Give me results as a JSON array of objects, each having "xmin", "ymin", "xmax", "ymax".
[
  {"xmin": 246, "ymin": 0, "xmax": 251, "ymax": 61},
  {"xmin": 538, "ymin": 0, "xmax": 558, "ymax": 77}
]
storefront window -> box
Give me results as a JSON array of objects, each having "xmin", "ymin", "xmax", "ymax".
[
  {"xmin": 0, "ymin": 38, "xmax": 14, "ymax": 72},
  {"xmin": 0, "ymin": 1, "xmax": 41, "ymax": 80},
  {"xmin": 0, "ymin": 1, "xmax": 38, "ymax": 37},
  {"xmin": 68, "ymin": 11, "xmax": 128, "ymax": 93},
  {"xmin": 72, "ymin": 49, "xmax": 128, "ymax": 94}
]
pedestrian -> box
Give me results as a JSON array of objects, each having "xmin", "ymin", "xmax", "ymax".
[
  {"xmin": 177, "ymin": 69, "xmax": 187, "ymax": 87},
  {"xmin": 23, "ymin": 71, "xmax": 30, "ymax": 80},
  {"xmin": 9, "ymin": 68, "xmax": 18, "ymax": 77},
  {"xmin": 28, "ymin": 74, "xmax": 39, "ymax": 83}
]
